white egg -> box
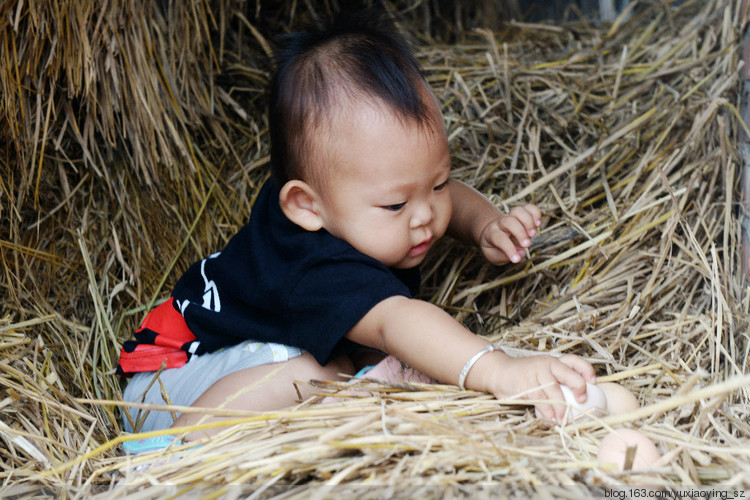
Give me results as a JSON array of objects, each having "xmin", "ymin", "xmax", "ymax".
[
  {"xmin": 534, "ymin": 382, "xmax": 607, "ymax": 421},
  {"xmin": 562, "ymin": 382, "xmax": 607, "ymax": 419}
]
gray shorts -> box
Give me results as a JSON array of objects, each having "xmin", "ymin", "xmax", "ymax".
[{"xmin": 122, "ymin": 340, "xmax": 303, "ymax": 433}]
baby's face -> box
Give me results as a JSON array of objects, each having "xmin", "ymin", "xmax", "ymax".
[{"xmin": 315, "ymin": 102, "xmax": 452, "ymax": 269}]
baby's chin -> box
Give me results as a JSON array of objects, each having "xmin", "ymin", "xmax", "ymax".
[
  {"xmin": 359, "ymin": 238, "xmax": 441, "ymax": 269},
  {"xmin": 389, "ymin": 253, "xmax": 429, "ymax": 270}
]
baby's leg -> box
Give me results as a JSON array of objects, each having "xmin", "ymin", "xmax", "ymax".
[
  {"xmin": 122, "ymin": 341, "xmax": 353, "ymax": 437},
  {"xmin": 172, "ymin": 353, "xmax": 352, "ymax": 440}
]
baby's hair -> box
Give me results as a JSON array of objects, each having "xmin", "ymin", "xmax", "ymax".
[{"xmin": 268, "ymin": 3, "xmax": 440, "ymax": 185}]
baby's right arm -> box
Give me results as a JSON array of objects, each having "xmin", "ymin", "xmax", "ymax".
[{"xmin": 346, "ymin": 296, "xmax": 595, "ymax": 422}]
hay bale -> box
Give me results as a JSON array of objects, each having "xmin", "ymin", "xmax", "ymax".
[{"xmin": 0, "ymin": 0, "xmax": 748, "ymax": 496}]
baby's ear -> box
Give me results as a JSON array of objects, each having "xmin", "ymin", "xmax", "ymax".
[{"xmin": 279, "ymin": 180, "xmax": 325, "ymax": 232}]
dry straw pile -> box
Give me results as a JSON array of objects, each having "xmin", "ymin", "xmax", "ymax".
[{"xmin": 1, "ymin": 0, "xmax": 749, "ymax": 497}]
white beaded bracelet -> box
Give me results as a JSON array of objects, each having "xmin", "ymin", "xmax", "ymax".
[{"xmin": 458, "ymin": 344, "xmax": 499, "ymax": 390}]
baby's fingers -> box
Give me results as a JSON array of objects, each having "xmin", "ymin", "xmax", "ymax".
[
  {"xmin": 559, "ymin": 354, "xmax": 596, "ymax": 383},
  {"xmin": 536, "ymin": 372, "xmax": 569, "ymax": 422},
  {"xmin": 508, "ymin": 206, "xmax": 539, "ymax": 238},
  {"xmin": 482, "ymin": 225, "xmax": 524, "ymax": 263},
  {"xmin": 529, "ymin": 386, "xmax": 565, "ymax": 422},
  {"xmin": 494, "ymin": 216, "xmax": 531, "ymax": 248},
  {"xmin": 550, "ymin": 358, "xmax": 590, "ymax": 404},
  {"xmin": 522, "ymin": 204, "xmax": 543, "ymax": 228}
]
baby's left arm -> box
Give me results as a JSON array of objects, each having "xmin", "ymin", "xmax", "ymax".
[{"xmin": 448, "ymin": 180, "xmax": 541, "ymax": 265}]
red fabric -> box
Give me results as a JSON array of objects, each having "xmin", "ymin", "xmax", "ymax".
[
  {"xmin": 117, "ymin": 345, "xmax": 189, "ymax": 374},
  {"xmin": 138, "ymin": 299, "xmax": 196, "ymax": 348},
  {"xmin": 117, "ymin": 299, "xmax": 198, "ymax": 376}
]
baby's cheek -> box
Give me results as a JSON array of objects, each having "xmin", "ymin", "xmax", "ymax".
[
  {"xmin": 382, "ymin": 232, "xmax": 412, "ymax": 264},
  {"xmin": 436, "ymin": 204, "xmax": 452, "ymax": 237}
]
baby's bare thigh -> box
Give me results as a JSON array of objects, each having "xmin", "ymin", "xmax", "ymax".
[
  {"xmin": 169, "ymin": 353, "xmax": 355, "ymax": 439},
  {"xmin": 190, "ymin": 352, "xmax": 354, "ymax": 409},
  {"xmin": 123, "ymin": 344, "xmax": 353, "ymax": 432},
  {"xmin": 123, "ymin": 340, "xmax": 304, "ymax": 432}
]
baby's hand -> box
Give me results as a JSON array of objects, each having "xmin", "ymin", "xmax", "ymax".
[
  {"xmin": 478, "ymin": 205, "xmax": 542, "ymax": 265},
  {"xmin": 491, "ymin": 354, "xmax": 595, "ymax": 423}
]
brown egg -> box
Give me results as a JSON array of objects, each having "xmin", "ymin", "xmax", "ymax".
[
  {"xmin": 598, "ymin": 382, "xmax": 640, "ymax": 415},
  {"xmin": 597, "ymin": 429, "xmax": 661, "ymax": 471}
]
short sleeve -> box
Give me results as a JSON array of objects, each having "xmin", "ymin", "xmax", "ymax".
[{"xmin": 285, "ymin": 255, "xmax": 412, "ymax": 365}]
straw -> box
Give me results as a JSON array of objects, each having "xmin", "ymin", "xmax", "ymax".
[{"xmin": 0, "ymin": 0, "xmax": 748, "ymax": 496}]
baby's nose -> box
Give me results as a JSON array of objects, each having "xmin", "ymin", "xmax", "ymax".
[{"xmin": 410, "ymin": 202, "xmax": 434, "ymax": 228}]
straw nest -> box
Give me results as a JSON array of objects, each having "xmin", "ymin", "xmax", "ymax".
[{"xmin": 1, "ymin": 0, "xmax": 749, "ymax": 497}]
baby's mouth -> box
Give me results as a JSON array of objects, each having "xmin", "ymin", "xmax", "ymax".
[{"xmin": 408, "ymin": 237, "xmax": 433, "ymax": 257}]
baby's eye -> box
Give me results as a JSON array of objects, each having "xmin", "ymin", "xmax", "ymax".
[
  {"xmin": 434, "ymin": 179, "xmax": 450, "ymax": 191},
  {"xmin": 382, "ymin": 202, "xmax": 406, "ymax": 212}
]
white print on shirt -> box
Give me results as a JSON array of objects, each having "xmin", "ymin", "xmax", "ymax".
[{"xmin": 200, "ymin": 252, "xmax": 222, "ymax": 312}]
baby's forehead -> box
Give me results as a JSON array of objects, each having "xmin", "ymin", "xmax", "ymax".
[
  {"xmin": 310, "ymin": 97, "xmax": 434, "ymax": 153},
  {"xmin": 306, "ymin": 99, "xmax": 446, "ymax": 188},
  {"xmin": 319, "ymin": 89, "xmax": 443, "ymax": 141}
]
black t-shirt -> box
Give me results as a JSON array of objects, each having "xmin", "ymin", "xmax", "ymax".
[{"xmin": 172, "ymin": 179, "xmax": 420, "ymax": 365}]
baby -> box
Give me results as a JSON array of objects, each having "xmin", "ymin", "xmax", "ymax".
[{"xmin": 120, "ymin": 6, "xmax": 595, "ymax": 445}]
